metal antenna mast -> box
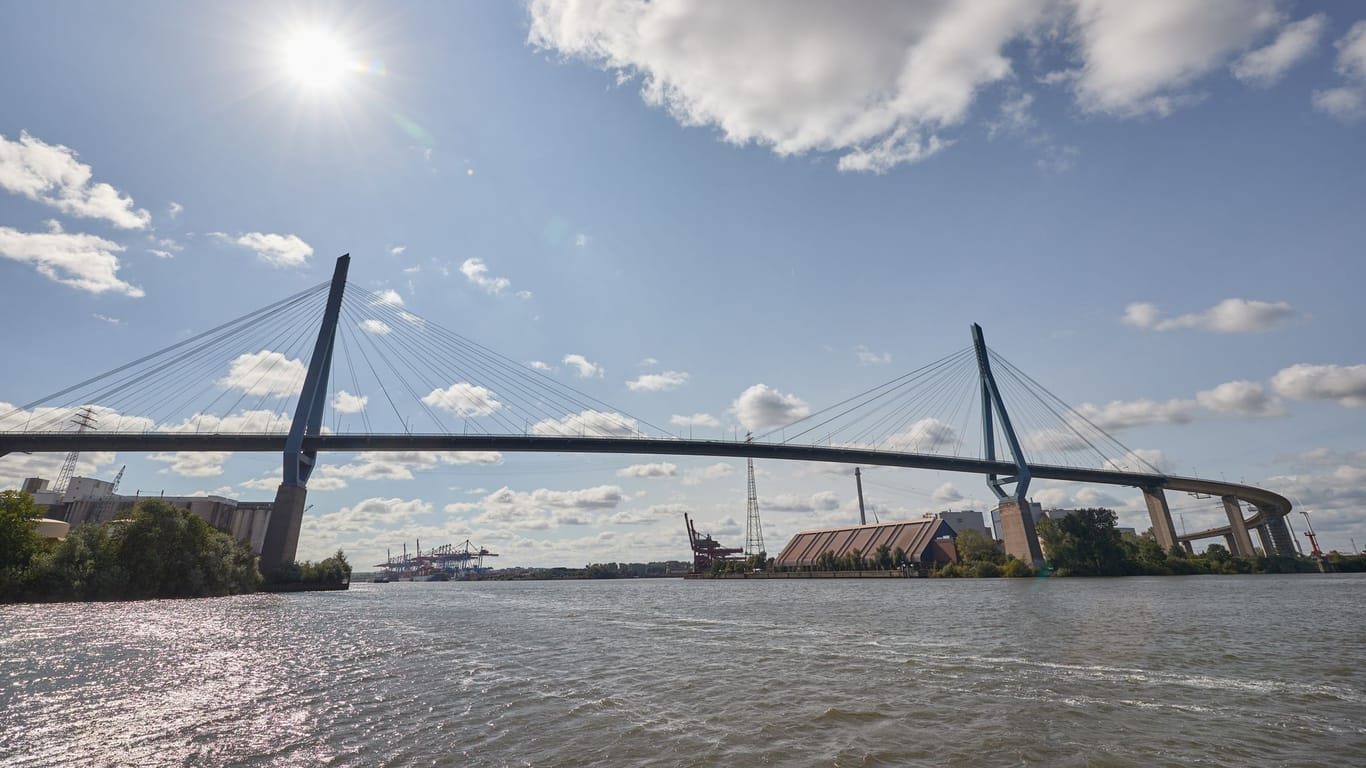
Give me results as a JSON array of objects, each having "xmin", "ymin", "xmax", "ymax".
[
  {"xmin": 54, "ymin": 406, "xmax": 98, "ymax": 494},
  {"xmin": 744, "ymin": 433, "xmax": 765, "ymax": 557}
]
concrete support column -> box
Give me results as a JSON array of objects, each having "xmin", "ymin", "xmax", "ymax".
[
  {"xmin": 997, "ymin": 498, "xmax": 1044, "ymax": 566},
  {"xmin": 1263, "ymin": 511, "xmax": 1295, "ymax": 557},
  {"xmin": 1142, "ymin": 487, "xmax": 1178, "ymax": 552},
  {"xmin": 1255, "ymin": 525, "xmax": 1273, "ymax": 556},
  {"xmin": 1183, "ymin": 541, "xmax": 1194, "ymax": 555},
  {"xmin": 1223, "ymin": 533, "xmax": 1237, "ymax": 552},
  {"xmin": 1221, "ymin": 495, "xmax": 1255, "ymax": 557},
  {"xmin": 261, "ymin": 483, "xmax": 308, "ymax": 576}
]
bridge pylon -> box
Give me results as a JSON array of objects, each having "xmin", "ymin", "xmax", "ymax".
[
  {"xmin": 971, "ymin": 324, "xmax": 1044, "ymax": 567},
  {"xmin": 260, "ymin": 254, "xmax": 350, "ymax": 576}
]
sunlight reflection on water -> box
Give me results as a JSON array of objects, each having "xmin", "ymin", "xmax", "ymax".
[{"xmin": 2, "ymin": 575, "xmax": 1364, "ymax": 767}]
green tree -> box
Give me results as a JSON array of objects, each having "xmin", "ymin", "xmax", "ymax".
[
  {"xmin": 955, "ymin": 529, "xmax": 1004, "ymax": 565},
  {"xmin": 892, "ymin": 547, "xmax": 908, "ymax": 567},
  {"xmin": 875, "ymin": 543, "xmax": 894, "ymax": 570},
  {"xmin": 1037, "ymin": 508, "xmax": 1131, "ymax": 576},
  {"xmin": 6, "ymin": 498, "xmax": 260, "ymax": 602},
  {"xmin": 1, "ymin": 490, "xmax": 45, "ymax": 574}
]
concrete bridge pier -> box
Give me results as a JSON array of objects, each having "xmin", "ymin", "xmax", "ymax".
[
  {"xmin": 261, "ymin": 484, "xmax": 308, "ymax": 576},
  {"xmin": 1221, "ymin": 495, "xmax": 1255, "ymax": 557},
  {"xmin": 1223, "ymin": 533, "xmax": 1237, "ymax": 553},
  {"xmin": 1142, "ymin": 487, "xmax": 1179, "ymax": 552},
  {"xmin": 998, "ymin": 498, "xmax": 1044, "ymax": 567},
  {"xmin": 1263, "ymin": 511, "xmax": 1296, "ymax": 557},
  {"xmin": 1255, "ymin": 525, "xmax": 1274, "ymax": 556}
]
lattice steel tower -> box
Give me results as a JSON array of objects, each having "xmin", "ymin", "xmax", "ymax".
[
  {"xmin": 54, "ymin": 406, "xmax": 98, "ymax": 494},
  {"xmin": 744, "ymin": 433, "xmax": 765, "ymax": 557}
]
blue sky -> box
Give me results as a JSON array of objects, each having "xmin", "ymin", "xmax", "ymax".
[{"xmin": 2, "ymin": 1, "xmax": 1365, "ymax": 566}]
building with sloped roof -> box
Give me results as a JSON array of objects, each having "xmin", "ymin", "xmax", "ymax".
[{"xmin": 773, "ymin": 518, "xmax": 959, "ymax": 569}]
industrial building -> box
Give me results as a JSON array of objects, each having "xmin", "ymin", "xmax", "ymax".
[
  {"xmin": 773, "ymin": 518, "xmax": 959, "ymax": 569},
  {"xmin": 929, "ymin": 509, "xmax": 989, "ymax": 539},
  {"xmin": 19, "ymin": 475, "xmax": 275, "ymax": 555}
]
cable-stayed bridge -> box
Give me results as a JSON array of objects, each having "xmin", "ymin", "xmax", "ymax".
[{"xmin": 0, "ymin": 255, "xmax": 1294, "ymax": 572}]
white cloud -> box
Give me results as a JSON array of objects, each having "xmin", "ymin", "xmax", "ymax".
[
  {"xmin": 389, "ymin": 245, "xmax": 406, "ymax": 256},
  {"xmin": 0, "ymin": 443, "xmax": 116, "ymax": 488},
  {"xmin": 883, "ymin": 417, "xmax": 957, "ymax": 452},
  {"xmin": 225, "ymin": 232, "xmax": 313, "ymax": 268},
  {"xmin": 239, "ymin": 474, "xmax": 284, "ymax": 491},
  {"xmin": 470, "ymin": 485, "xmax": 625, "ymax": 529},
  {"xmin": 0, "ymin": 225, "xmax": 143, "ymax": 297},
  {"xmin": 359, "ymin": 319, "xmax": 392, "ymax": 335},
  {"xmin": 1121, "ymin": 302, "xmax": 1162, "ymax": 329},
  {"xmin": 1313, "ymin": 21, "xmax": 1366, "ymax": 121},
  {"xmin": 1270, "ymin": 363, "xmax": 1366, "ymax": 408},
  {"xmin": 1194, "ymin": 380, "xmax": 1284, "ymax": 417},
  {"xmin": 332, "ymin": 390, "xmax": 368, "ymax": 414},
  {"xmin": 638, "ymin": 357, "xmax": 658, "ymax": 368},
  {"xmin": 148, "ymin": 249, "xmax": 174, "ymax": 259},
  {"xmin": 616, "ymin": 462, "xmax": 677, "ymax": 478},
  {"xmin": 313, "ymin": 497, "xmax": 434, "ymax": 536},
  {"xmin": 529, "ymin": 2, "xmax": 1306, "ymax": 172},
  {"xmin": 1334, "ymin": 20, "xmax": 1366, "ymax": 81},
  {"xmin": 310, "ymin": 451, "xmax": 504, "ymax": 489},
  {"xmin": 1231, "ymin": 14, "xmax": 1326, "ymax": 86},
  {"xmin": 0, "ymin": 130, "xmax": 150, "ymax": 228},
  {"xmin": 372, "ymin": 289, "xmax": 405, "ymax": 307},
  {"xmin": 528, "ymin": 1, "xmax": 1043, "ymax": 173},
  {"xmin": 219, "ymin": 350, "xmax": 308, "ymax": 398},
  {"xmin": 855, "ymin": 345, "xmax": 892, "ymax": 365},
  {"xmin": 682, "ymin": 462, "xmax": 735, "ymax": 486},
  {"xmin": 1023, "ymin": 427, "xmax": 1092, "ymax": 455},
  {"xmin": 987, "ymin": 90, "xmax": 1036, "ymax": 139},
  {"xmin": 167, "ymin": 201, "xmax": 184, "ymax": 219},
  {"xmin": 932, "ymin": 482, "xmax": 964, "ymax": 504},
  {"xmin": 575, "ymin": 233, "xmax": 589, "ymax": 247},
  {"xmin": 158, "ymin": 409, "xmax": 289, "ymax": 435},
  {"xmin": 671, "ymin": 413, "xmax": 720, "ymax": 428},
  {"xmin": 92, "ymin": 313, "xmax": 121, "ymax": 325},
  {"xmin": 766, "ymin": 492, "xmax": 840, "ymax": 514},
  {"xmin": 731, "ymin": 384, "xmax": 810, "ymax": 432},
  {"xmin": 149, "ymin": 451, "xmax": 233, "ymax": 478},
  {"xmin": 562, "ymin": 353, "xmax": 604, "ymax": 378},
  {"xmin": 1074, "ymin": 398, "xmax": 1197, "ymax": 431},
  {"xmin": 1067, "ymin": 1, "xmax": 1279, "ymax": 116},
  {"xmin": 604, "ymin": 503, "xmax": 692, "ymax": 526},
  {"xmin": 531, "ymin": 410, "xmax": 639, "ymax": 437},
  {"xmin": 421, "ymin": 382, "xmax": 503, "ymax": 416},
  {"xmin": 1121, "ymin": 298, "xmax": 1296, "ymax": 333},
  {"xmin": 1313, "ymin": 86, "xmax": 1366, "ymax": 120},
  {"xmin": 460, "ymin": 257, "xmax": 512, "ymax": 294},
  {"xmin": 626, "ymin": 370, "xmax": 688, "ymax": 392},
  {"xmin": 528, "ymin": 360, "xmax": 553, "ymax": 371}
]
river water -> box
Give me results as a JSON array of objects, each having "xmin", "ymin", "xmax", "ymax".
[{"xmin": 2, "ymin": 575, "xmax": 1363, "ymax": 767}]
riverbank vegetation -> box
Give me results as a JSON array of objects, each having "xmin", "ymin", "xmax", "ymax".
[
  {"xmin": 1036, "ymin": 508, "xmax": 1327, "ymax": 576},
  {"xmin": 263, "ymin": 550, "xmax": 352, "ymax": 590},
  {"xmin": 930, "ymin": 529, "xmax": 1036, "ymax": 578},
  {"xmin": 1, "ymin": 492, "xmax": 260, "ymax": 602}
]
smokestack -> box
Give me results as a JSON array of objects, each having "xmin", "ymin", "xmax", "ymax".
[{"xmin": 855, "ymin": 467, "xmax": 867, "ymax": 526}]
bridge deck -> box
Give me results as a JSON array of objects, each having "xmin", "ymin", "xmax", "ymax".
[{"xmin": 0, "ymin": 432, "xmax": 1291, "ymax": 535}]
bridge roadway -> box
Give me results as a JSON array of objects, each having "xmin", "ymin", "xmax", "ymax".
[{"xmin": 0, "ymin": 431, "xmax": 1291, "ymax": 541}]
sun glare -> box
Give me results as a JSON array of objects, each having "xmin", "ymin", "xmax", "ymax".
[{"xmin": 282, "ymin": 29, "xmax": 351, "ymax": 91}]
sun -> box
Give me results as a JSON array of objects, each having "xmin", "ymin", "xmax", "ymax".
[{"xmin": 282, "ymin": 28, "xmax": 352, "ymax": 91}]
